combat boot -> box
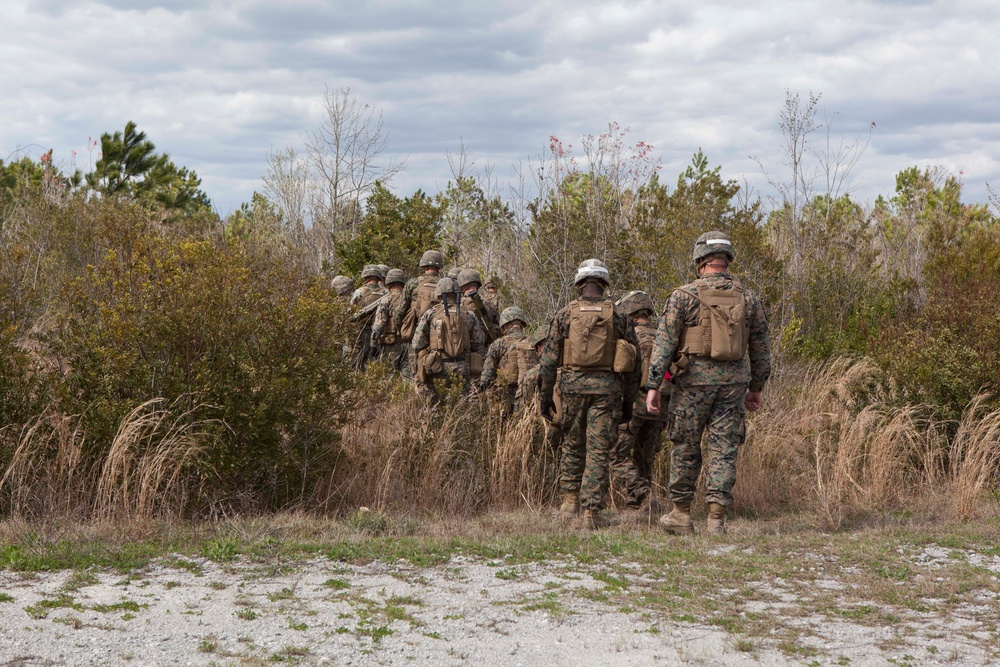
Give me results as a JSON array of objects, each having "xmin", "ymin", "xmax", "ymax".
[
  {"xmin": 580, "ymin": 508, "xmax": 610, "ymax": 530},
  {"xmin": 558, "ymin": 492, "xmax": 581, "ymax": 518},
  {"xmin": 658, "ymin": 502, "xmax": 694, "ymax": 535},
  {"xmin": 706, "ymin": 503, "xmax": 727, "ymax": 535}
]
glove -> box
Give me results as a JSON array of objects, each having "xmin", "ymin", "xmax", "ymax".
[
  {"xmin": 539, "ymin": 396, "xmax": 556, "ymax": 422},
  {"xmin": 619, "ymin": 398, "xmax": 633, "ymax": 425}
]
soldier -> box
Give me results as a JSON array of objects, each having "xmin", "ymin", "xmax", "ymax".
[
  {"xmin": 410, "ymin": 277, "xmax": 485, "ymax": 401},
  {"xmin": 370, "ymin": 268, "xmax": 410, "ymax": 377},
  {"xmin": 483, "ymin": 276, "xmax": 501, "ymax": 310},
  {"xmin": 645, "ymin": 231, "xmax": 771, "ymax": 535},
  {"xmin": 331, "ymin": 275, "xmax": 354, "ymax": 301},
  {"xmin": 349, "ymin": 265, "xmax": 387, "ymax": 370},
  {"xmin": 394, "ymin": 250, "xmax": 443, "ymax": 344},
  {"xmin": 537, "ymin": 259, "xmax": 643, "ymax": 530},
  {"xmin": 376, "ymin": 264, "xmax": 390, "ymax": 288},
  {"xmin": 517, "ymin": 328, "xmax": 563, "ymax": 455},
  {"xmin": 458, "ymin": 268, "xmax": 500, "ymax": 383},
  {"xmin": 611, "ymin": 290, "xmax": 668, "ymax": 512},
  {"xmin": 479, "ymin": 306, "xmax": 534, "ymax": 415}
]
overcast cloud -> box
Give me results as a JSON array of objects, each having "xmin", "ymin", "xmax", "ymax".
[{"xmin": 2, "ymin": 0, "xmax": 998, "ymax": 215}]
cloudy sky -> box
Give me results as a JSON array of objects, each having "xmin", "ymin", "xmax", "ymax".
[{"xmin": 2, "ymin": 0, "xmax": 998, "ymax": 216}]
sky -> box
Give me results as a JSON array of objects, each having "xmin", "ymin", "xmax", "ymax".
[{"xmin": 2, "ymin": 0, "xmax": 998, "ymax": 217}]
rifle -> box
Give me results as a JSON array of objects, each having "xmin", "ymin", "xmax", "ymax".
[
  {"xmin": 468, "ymin": 291, "xmax": 500, "ymax": 344},
  {"xmin": 349, "ymin": 292, "xmax": 391, "ymax": 323}
]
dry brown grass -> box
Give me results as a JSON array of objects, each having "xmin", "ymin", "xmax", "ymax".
[{"xmin": 738, "ymin": 358, "xmax": 1000, "ymax": 526}]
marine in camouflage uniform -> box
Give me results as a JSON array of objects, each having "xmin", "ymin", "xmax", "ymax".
[
  {"xmin": 537, "ymin": 259, "xmax": 642, "ymax": 529},
  {"xmin": 410, "ymin": 277, "xmax": 486, "ymax": 401},
  {"xmin": 331, "ymin": 275, "xmax": 354, "ymax": 301},
  {"xmin": 517, "ymin": 328, "xmax": 564, "ymax": 455},
  {"xmin": 458, "ymin": 269, "xmax": 500, "ymax": 385},
  {"xmin": 370, "ymin": 268, "xmax": 410, "ymax": 378},
  {"xmin": 611, "ymin": 291, "xmax": 669, "ymax": 510},
  {"xmin": 645, "ymin": 231, "xmax": 771, "ymax": 535},
  {"xmin": 393, "ymin": 250, "xmax": 443, "ymax": 336},
  {"xmin": 349, "ymin": 265, "xmax": 387, "ymax": 371},
  {"xmin": 479, "ymin": 306, "xmax": 531, "ymax": 416}
]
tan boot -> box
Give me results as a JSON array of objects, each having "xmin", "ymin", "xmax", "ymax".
[
  {"xmin": 658, "ymin": 502, "xmax": 694, "ymax": 534},
  {"xmin": 706, "ymin": 503, "xmax": 727, "ymax": 535},
  {"xmin": 559, "ymin": 492, "xmax": 581, "ymax": 518},
  {"xmin": 580, "ymin": 508, "xmax": 610, "ymax": 530}
]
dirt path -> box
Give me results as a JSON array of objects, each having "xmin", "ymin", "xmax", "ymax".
[{"xmin": 1, "ymin": 548, "xmax": 995, "ymax": 666}]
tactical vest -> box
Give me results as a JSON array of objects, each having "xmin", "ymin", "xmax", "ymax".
[
  {"xmin": 497, "ymin": 333, "xmax": 538, "ymax": 386},
  {"xmin": 428, "ymin": 302, "xmax": 470, "ymax": 360},
  {"xmin": 411, "ymin": 275, "xmax": 439, "ymax": 319},
  {"xmin": 561, "ymin": 300, "xmax": 615, "ymax": 371},
  {"xmin": 359, "ymin": 285, "xmax": 386, "ymax": 309},
  {"xmin": 677, "ymin": 278, "xmax": 749, "ymax": 362}
]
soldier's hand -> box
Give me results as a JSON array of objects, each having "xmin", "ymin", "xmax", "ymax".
[
  {"xmin": 745, "ymin": 391, "xmax": 763, "ymax": 412},
  {"xmin": 646, "ymin": 389, "xmax": 661, "ymax": 415},
  {"xmin": 619, "ymin": 399, "xmax": 633, "ymax": 425},
  {"xmin": 539, "ymin": 396, "xmax": 556, "ymax": 422}
]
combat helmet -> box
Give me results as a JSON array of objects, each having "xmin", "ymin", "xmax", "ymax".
[
  {"xmin": 360, "ymin": 264, "xmax": 383, "ymax": 281},
  {"xmin": 457, "ymin": 268, "xmax": 483, "ymax": 289},
  {"xmin": 692, "ymin": 231, "xmax": 735, "ymax": 266},
  {"xmin": 331, "ymin": 275, "xmax": 354, "ymax": 297},
  {"xmin": 530, "ymin": 327, "xmax": 549, "ymax": 349},
  {"xmin": 498, "ymin": 306, "xmax": 527, "ymax": 329},
  {"xmin": 616, "ymin": 290, "xmax": 655, "ymax": 317},
  {"xmin": 446, "ymin": 267, "xmax": 461, "ymax": 279},
  {"xmin": 376, "ymin": 264, "xmax": 389, "ymax": 279},
  {"xmin": 385, "ymin": 268, "xmax": 406, "ymax": 286},
  {"xmin": 419, "ymin": 250, "xmax": 444, "ymax": 268},
  {"xmin": 573, "ymin": 258, "xmax": 611, "ymax": 287},
  {"xmin": 434, "ymin": 276, "xmax": 460, "ymax": 300}
]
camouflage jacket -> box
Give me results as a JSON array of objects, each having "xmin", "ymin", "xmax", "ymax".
[
  {"xmin": 350, "ymin": 283, "xmax": 386, "ymax": 307},
  {"xmin": 393, "ymin": 273, "xmax": 439, "ymax": 332},
  {"xmin": 479, "ymin": 326, "xmax": 527, "ymax": 390},
  {"xmin": 646, "ymin": 272, "xmax": 771, "ymax": 391},
  {"xmin": 515, "ymin": 364, "xmax": 540, "ymax": 412},
  {"xmin": 537, "ymin": 296, "xmax": 642, "ymax": 400},
  {"xmin": 371, "ymin": 290, "xmax": 404, "ymax": 344},
  {"xmin": 411, "ymin": 300, "xmax": 486, "ymax": 359}
]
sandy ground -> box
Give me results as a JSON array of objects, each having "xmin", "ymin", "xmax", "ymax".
[{"xmin": 1, "ymin": 548, "xmax": 997, "ymax": 667}]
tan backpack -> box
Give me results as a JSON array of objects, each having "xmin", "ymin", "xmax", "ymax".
[
  {"xmin": 429, "ymin": 302, "xmax": 469, "ymax": 359},
  {"xmin": 562, "ymin": 300, "xmax": 615, "ymax": 371},
  {"xmin": 400, "ymin": 276, "xmax": 438, "ymax": 341},
  {"xmin": 497, "ymin": 335, "xmax": 539, "ymax": 386},
  {"xmin": 635, "ymin": 323, "xmax": 657, "ymax": 386},
  {"xmin": 378, "ymin": 292, "xmax": 403, "ymax": 345},
  {"xmin": 678, "ymin": 278, "xmax": 749, "ymax": 361}
]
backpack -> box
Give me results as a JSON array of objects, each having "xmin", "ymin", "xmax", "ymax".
[
  {"xmin": 677, "ymin": 278, "xmax": 749, "ymax": 362},
  {"xmin": 400, "ymin": 276, "xmax": 438, "ymax": 341},
  {"xmin": 635, "ymin": 322, "xmax": 657, "ymax": 386},
  {"xmin": 497, "ymin": 334, "xmax": 539, "ymax": 386},
  {"xmin": 561, "ymin": 300, "xmax": 615, "ymax": 371},
  {"xmin": 429, "ymin": 301, "xmax": 469, "ymax": 359}
]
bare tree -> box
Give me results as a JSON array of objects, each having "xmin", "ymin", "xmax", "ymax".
[
  {"xmin": 262, "ymin": 145, "xmax": 309, "ymax": 246},
  {"xmin": 303, "ymin": 86, "xmax": 405, "ymax": 242}
]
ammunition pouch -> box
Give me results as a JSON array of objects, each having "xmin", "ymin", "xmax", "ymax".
[{"xmin": 613, "ymin": 339, "xmax": 637, "ymax": 374}]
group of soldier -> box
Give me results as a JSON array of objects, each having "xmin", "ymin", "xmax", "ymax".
[{"xmin": 331, "ymin": 230, "xmax": 772, "ymax": 535}]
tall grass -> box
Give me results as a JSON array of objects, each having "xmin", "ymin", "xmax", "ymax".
[{"xmin": 1, "ymin": 358, "xmax": 997, "ymax": 525}]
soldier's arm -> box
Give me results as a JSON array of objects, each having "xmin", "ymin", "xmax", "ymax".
[
  {"xmin": 393, "ymin": 280, "xmax": 416, "ymax": 330},
  {"xmin": 537, "ymin": 317, "xmax": 563, "ymax": 401},
  {"xmin": 479, "ymin": 339, "xmax": 504, "ymax": 389},
  {"xmin": 371, "ymin": 300, "xmax": 388, "ymax": 342},
  {"xmin": 645, "ymin": 292, "xmax": 686, "ymax": 390},
  {"xmin": 468, "ymin": 313, "xmax": 486, "ymax": 354},
  {"xmin": 746, "ymin": 289, "xmax": 771, "ymax": 392},
  {"xmin": 411, "ymin": 310, "xmax": 432, "ymax": 354}
]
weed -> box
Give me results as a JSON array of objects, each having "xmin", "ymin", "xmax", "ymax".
[
  {"xmin": 236, "ymin": 608, "xmax": 259, "ymax": 621},
  {"xmin": 322, "ymin": 578, "xmax": 350, "ymax": 590},
  {"xmin": 0, "ymin": 593, "xmax": 13, "ymax": 603}
]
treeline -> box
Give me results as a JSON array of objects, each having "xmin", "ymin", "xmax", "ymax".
[{"xmin": 1, "ymin": 100, "xmax": 998, "ymax": 520}]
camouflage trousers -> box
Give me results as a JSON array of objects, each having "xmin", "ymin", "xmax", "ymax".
[
  {"xmin": 351, "ymin": 328, "xmax": 375, "ymax": 371},
  {"xmin": 558, "ymin": 393, "xmax": 622, "ymax": 510},
  {"xmin": 377, "ymin": 341, "xmax": 410, "ymax": 379},
  {"xmin": 666, "ymin": 383, "xmax": 747, "ymax": 507},
  {"xmin": 611, "ymin": 416, "xmax": 664, "ymax": 507}
]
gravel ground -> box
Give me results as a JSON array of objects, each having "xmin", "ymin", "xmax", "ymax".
[{"xmin": 1, "ymin": 548, "xmax": 996, "ymax": 667}]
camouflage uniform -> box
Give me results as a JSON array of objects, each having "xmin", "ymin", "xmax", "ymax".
[
  {"xmin": 518, "ymin": 363, "xmax": 565, "ymax": 456},
  {"xmin": 349, "ymin": 282, "xmax": 387, "ymax": 370},
  {"xmin": 393, "ymin": 274, "xmax": 439, "ymax": 334},
  {"xmin": 611, "ymin": 318, "xmax": 669, "ymax": 507},
  {"xmin": 479, "ymin": 325, "xmax": 528, "ymax": 414},
  {"xmin": 645, "ymin": 271, "xmax": 771, "ymax": 507},
  {"xmin": 371, "ymin": 289, "xmax": 409, "ymax": 378},
  {"xmin": 538, "ymin": 298, "xmax": 642, "ymax": 511},
  {"xmin": 410, "ymin": 301, "xmax": 486, "ymax": 400}
]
